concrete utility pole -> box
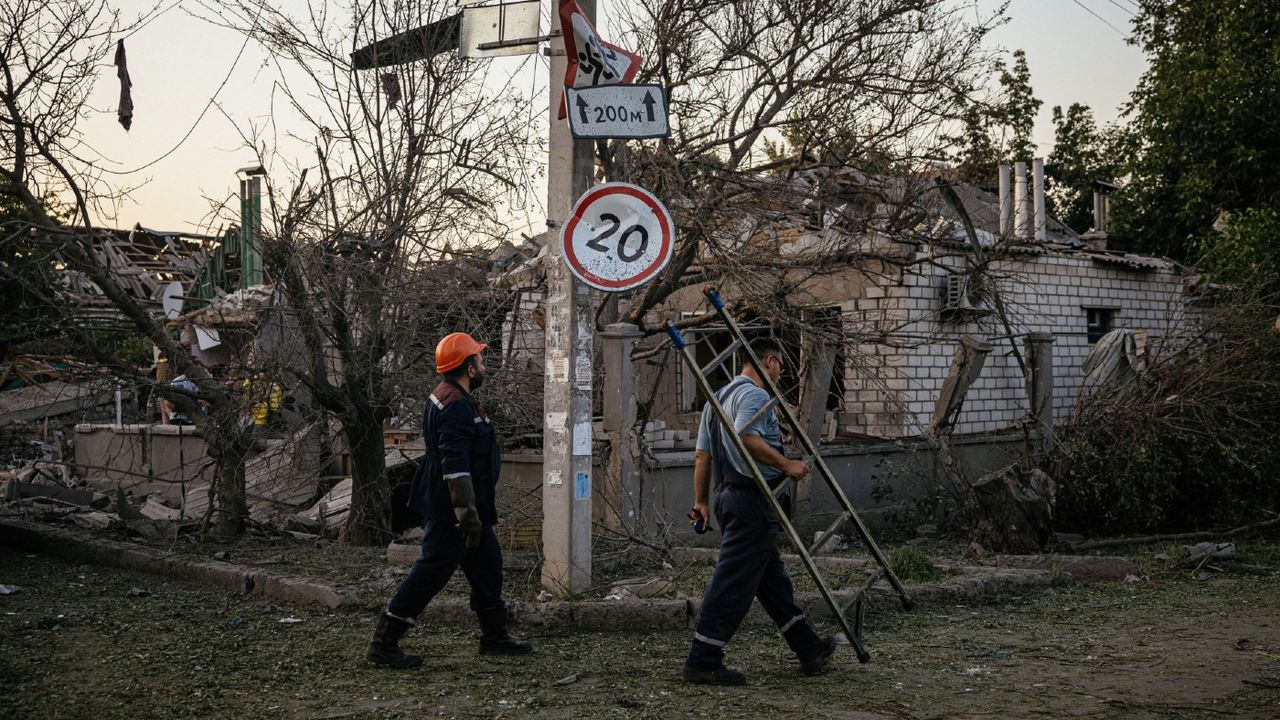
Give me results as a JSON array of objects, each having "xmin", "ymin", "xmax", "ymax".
[{"xmin": 542, "ymin": 0, "xmax": 594, "ymax": 595}]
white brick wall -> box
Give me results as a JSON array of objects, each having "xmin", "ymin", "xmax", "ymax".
[{"xmin": 839, "ymin": 248, "xmax": 1187, "ymax": 437}]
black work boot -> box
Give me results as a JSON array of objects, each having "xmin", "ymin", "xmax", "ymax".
[
  {"xmin": 367, "ymin": 612, "xmax": 424, "ymax": 669},
  {"xmin": 799, "ymin": 635, "xmax": 838, "ymax": 675},
  {"xmin": 682, "ymin": 663, "xmax": 748, "ymax": 686},
  {"xmin": 476, "ymin": 607, "xmax": 533, "ymax": 655}
]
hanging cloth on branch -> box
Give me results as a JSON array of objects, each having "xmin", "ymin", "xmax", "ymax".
[{"xmin": 114, "ymin": 40, "xmax": 133, "ymax": 131}]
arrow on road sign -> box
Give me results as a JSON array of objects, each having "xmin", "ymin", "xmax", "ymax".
[{"xmin": 565, "ymin": 84, "xmax": 670, "ymax": 140}]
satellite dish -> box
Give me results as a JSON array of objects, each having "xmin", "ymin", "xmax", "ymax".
[{"xmin": 161, "ymin": 281, "xmax": 184, "ymax": 320}]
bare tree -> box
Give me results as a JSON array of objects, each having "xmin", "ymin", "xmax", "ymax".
[
  {"xmin": 602, "ymin": 0, "xmax": 1004, "ymax": 329},
  {"xmin": 196, "ymin": 0, "xmax": 537, "ymax": 544},
  {"xmin": 0, "ymin": 0, "xmax": 256, "ymax": 539}
]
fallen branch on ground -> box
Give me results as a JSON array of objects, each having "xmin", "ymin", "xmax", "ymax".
[{"xmin": 1069, "ymin": 516, "xmax": 1280, "ymax": 551}]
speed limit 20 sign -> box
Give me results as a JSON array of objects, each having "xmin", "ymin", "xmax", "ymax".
[{"xmin": 560, "ymin": 182, "xmax": 675, "ymax": 292}]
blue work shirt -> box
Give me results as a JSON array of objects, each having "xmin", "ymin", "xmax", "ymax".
[
  {"xmin": 407, "ymin": 380, "xmax": 501, "ymax": 525},
  {"xmin": 695, "ymin": 376, "xmax": 783, "ymax": 487}
]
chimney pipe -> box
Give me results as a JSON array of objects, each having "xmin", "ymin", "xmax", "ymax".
[
  {"xmin": 1014, "ymin": 161, "xmax": 1029, "ymax": 241},
  {"xmin": 998, "ymin": 164, "xmax": 1012, "ymax": 238},
  {"xmin": 238, "ymin": 167, "xmax": 265, "ymax": 286},
  {"xmin": 1092, "ymin": 189, "xmax": 1110, "ymax": 233},
  {"xmin": 1033, "ymin": 158, "xmax": 1046, "ymax": 243}
]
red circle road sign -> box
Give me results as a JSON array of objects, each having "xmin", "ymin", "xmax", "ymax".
[{"xmin": 560, "ymin": 182, "xmax": 675, "ymax": 292}]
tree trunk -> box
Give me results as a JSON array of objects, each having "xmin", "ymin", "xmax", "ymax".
[
  {"xmin": 344, "ymin": 416, "xmax": 391, "ymax": 546},
  {"xmin": 971, "ymin": 465, "xmax": 1056, "ymax": 553},
  {"xmin": 206, "ymin": 432, "xmax": 250, "ymax": 540}
]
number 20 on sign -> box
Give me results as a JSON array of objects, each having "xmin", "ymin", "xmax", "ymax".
[{"xmin": 560, "ymin": 182, "xmax": 675, "ymax": 292}]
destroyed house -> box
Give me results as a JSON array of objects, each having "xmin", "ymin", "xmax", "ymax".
[
  {"xmin": 642, "ymin": 167, "xmax": 1190, "ymax": 443},
  {"xmin": 495, "ymin": 165, "xmax": 1191, "ymax": 447}
]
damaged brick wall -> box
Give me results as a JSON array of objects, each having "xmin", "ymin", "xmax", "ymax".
[{"xmin": 845, "ymin": 249, "xmax": 1188, "ymax": 437}]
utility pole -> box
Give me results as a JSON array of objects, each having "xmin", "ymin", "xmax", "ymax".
[{"xmin": 542, "ymin": 0, "xmax": 594, "ymax": 595}]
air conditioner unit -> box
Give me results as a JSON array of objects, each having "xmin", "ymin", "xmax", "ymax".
[{"xmin": 944, "ymin": 273, "xmax": 984, "ymax": 312}]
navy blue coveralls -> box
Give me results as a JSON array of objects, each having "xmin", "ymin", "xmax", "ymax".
[
  {"xmin": 387, "ymin": 380, "xmax": 505, "ymax": 622},
  {"xmin": 687, "ymin": 378, "xmax": 825, "ymax": 669}
]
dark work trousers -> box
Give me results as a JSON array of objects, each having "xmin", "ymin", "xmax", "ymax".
[
  {"xmin": 687, "ymin": 485, "xmax": 824, "ymax": 669},
  {"xmin": 386, "ymin": 519, "xmax": 504, "ymax": 622}
]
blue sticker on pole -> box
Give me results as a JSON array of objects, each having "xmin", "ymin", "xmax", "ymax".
[{"xmin": 574, "ymin": 472, "xmax": 590, "ymax": 501}]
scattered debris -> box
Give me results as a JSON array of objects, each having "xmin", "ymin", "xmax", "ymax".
[
  {"xmin": 0, "ymin": 584, "xmax": 22, "ymax": 595},
  {"xmin": 213, "ymin": 551, "xmax": 231, "ymax": 561},
  {"xmin": 244, "ymin": 422, "xmax": 327, "ymax": 524},
  {"xmin": 1123, "ymin": 574, "xmax": 1145, "ymax": 583},
  {"xmin": 1185, "ymin": 542, "xmax": 1236, "ymax": 563},
  {"xmin": 70, "ymin": 512, "xmax": 120, "ymax": 531},
  {"xmin": 812, "ymin": 531, "xmax": 843, "ymax": 554},
  {"xmin": 385, "ymin": 541, "xmax": 420, "ymax": 566},
  {"xmin": 287, "ymin": 478, "xmax": 352, "ymax": 536},
  {"xmin": 552, "ymin": 673, "xmax": 581, "ymax": 687},
  {"xmin": 140, "ymin": 497, "xmax": 182, "ymax": 522},
  {"xmin": 127, "ymin": 587, "xmax": 150, "ymax": 598},
  {"xmin": 607, "ymin": 577, "xmax": 673, "ymax": 599},
  {"xmin": 115, "ymin": 488, "xmax": 145, "ymax": 520},
  {"xmin": 278, "ymin": 616, "xmax": 304, "ymax": 625}
]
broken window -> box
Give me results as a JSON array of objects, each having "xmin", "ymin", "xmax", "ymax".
[
  {"xmin": 799, "ymin": 306, "xmax": 845, "ymax": 413},
  {"xmin": 1085, "ymin": 307, "xmax": 1117, "ymax": 344}
]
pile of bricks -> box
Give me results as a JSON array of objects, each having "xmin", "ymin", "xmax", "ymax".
[{"xmin": 641, "ymin": 419, "xmax": 695, "ymax": 451}]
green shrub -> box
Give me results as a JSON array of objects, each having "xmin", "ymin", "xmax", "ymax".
[
  {"xmin": 1052, "ymin": 292, "xmax": 1280, "ymax": 534},
  {"xmin": 888, "ymin": 545, "xmax": 942, "ymax": 583}
]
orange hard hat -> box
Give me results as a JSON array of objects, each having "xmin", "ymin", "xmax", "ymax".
[{"xmin": 435, "ymin": 332, "xmax": 487, "ymax": 374}]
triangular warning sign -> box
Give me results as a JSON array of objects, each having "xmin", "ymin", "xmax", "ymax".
[{"xmin": 557, "ymin": 0, "xmax": 641, "ymax": 118}]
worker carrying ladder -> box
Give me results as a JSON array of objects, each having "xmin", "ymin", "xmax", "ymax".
[{"xmin": 665, "ymin": 287, "xmax": 912, "ymax": 664}]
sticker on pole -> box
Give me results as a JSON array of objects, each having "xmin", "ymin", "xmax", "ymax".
[{"xmin": 560, "ymin": 182, "xmax": 674, "ymax": 292}]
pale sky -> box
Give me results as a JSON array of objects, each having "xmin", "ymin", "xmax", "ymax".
[{"xmin": 84, "ymin": 0, "xmax": 1146, "ymax": 233}]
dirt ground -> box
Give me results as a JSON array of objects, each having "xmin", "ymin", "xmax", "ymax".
[{"xmin": 2, "ymin": 542, "xmax": 1279, "ymax": 720}]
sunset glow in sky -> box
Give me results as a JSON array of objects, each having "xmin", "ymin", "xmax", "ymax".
[{"xmin": 83, "ymin": 0, "xmax": 1145, "ymax": 234}]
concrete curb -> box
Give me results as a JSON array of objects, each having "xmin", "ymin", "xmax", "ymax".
[
  {"xmin": 2, "ymin": 518, "xmax": 1055, "ymax": 631},
  {"xmin": 0, "ymin": 518, "xmax": 358, "ymax": 609},
  {"xmin": 981, "ymin": 553, "xmax": 1140, "ymax": 581},
  {"xmin": 671, "ymin": 546, "xmax": 1137, "ymax": 582}
]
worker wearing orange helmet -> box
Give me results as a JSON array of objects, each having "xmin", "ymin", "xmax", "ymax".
[{"xmin": 367, "ymin": 332, "xmax": 532, "ymax": 668}]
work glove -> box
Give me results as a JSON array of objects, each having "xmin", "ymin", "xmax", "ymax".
[
  {"xmin": 454, "ymin": 505, "xmax": 482, "ymax": 549},
  {"xmin": 446, "ymin": 474, "xmax": 482, "ymax": 549}
]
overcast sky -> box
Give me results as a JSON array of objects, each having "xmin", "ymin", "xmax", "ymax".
[{"xmin": 84, "ymin": 0, "xmax": 1146, "ymax": 233}]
